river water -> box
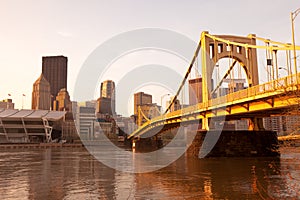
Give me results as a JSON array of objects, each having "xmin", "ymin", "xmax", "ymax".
[{"xmin": 0, "ymin": 146, "xmax": 299, "ymax": 200}]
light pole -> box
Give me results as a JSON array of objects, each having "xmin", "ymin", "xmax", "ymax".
[
  {"xmin": 50, "ymin": 95, "xmax": 53, "ymax": 110},
  {"xmin": 7, "ymin": 94, "xmax": 11, "ymax": 109},
  {"xmin": 160, "ymin": 93, "xmax": 170, "ymax": 113},
  {"xmin": 22, "ymin": 94, "xmax": 26, "ymax": 109},
  {"xmin": 291, "ymin": 8, "xmax": 300, "ymax": 75}
]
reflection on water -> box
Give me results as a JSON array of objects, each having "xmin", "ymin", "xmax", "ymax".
[{"xmin": 0, "ymin": 147, "xmax": 299, "ymax": 199}]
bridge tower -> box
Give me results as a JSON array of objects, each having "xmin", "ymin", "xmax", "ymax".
[{"xmin": 201, "ymin": 31, "xmax": 262, "ymax": 130}]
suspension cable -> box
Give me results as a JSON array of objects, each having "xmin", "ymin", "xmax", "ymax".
[
  {"xmin": 164, "ymin": 35, "xmax": 203, "ymax": 114},
  {"xmin": 211, "ymin": 60, "xmax": 237, "ymax": 95}
]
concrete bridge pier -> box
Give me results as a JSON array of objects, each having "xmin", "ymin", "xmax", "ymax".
[{"xmin": 186, "ymin": 130, "xmax": 279, "ymax": 158}]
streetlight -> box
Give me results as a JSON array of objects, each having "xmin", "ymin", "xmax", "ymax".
[
  {"xmin": 291, "ymin": 8, "xmax": 300, "ymax": 75},
  {"xmin": 7, "ymin": 94, "xmax": 11, "ymax": 109},
  {"xmin": 50, "ymin": 95, "xmax": 54, "ymax": 110},
  {"xmin": 22, "ymin": 94, "xmax": 26, "ymax": 109},
  {"xmin": 160, "ymin": 93, "xmax": 170, "ymax": 113}
]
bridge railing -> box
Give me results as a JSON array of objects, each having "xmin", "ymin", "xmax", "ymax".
[
  {"xmin": 164, "ymin": 73, "xmax": 299, "ymax": 120},
  {"xmin": 131, "ymin": 73, "xmax": 300, "ymax": 138},
  {"xmin": 223, "ymin": 73, "xmax": 300, "ymax": 104},
  {"xmin": 188, "ymin": 72, "xmax": 300, "ymax": 113},
  {"xmin": 162, "ymin": 73, "xmax": 297, "ymax": 117}
]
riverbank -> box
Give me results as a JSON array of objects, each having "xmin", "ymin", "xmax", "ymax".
[
  {"xmin": 278, "ymin": 134, "xmax": 300, "ymax": 147},
  {"xmin": 0, "ymin": 134, "xmax": 299, "ymax": 150},
  {"xmin": 0, "ymin": 143, "xmax": 83, "ymax": 149}
]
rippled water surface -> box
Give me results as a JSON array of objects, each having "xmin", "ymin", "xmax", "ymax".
[{"xmin": 0, "ymin": 147, "xmax": 299, "ymax": 199}]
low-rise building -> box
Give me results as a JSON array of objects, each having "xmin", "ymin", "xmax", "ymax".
[
  {"xmin": 263, "ymin": 115, "xmax": 300, "ymax": 136},
  {"xmin": 0, "ymin": 109, "xmax": 66, "ymax": 143},
  {"xmin": 0, "ymin": 99, "xmax": 14, "ymax": 109},
  {"xmin": 75, "ymin": 106, "xmax": 96, "ymax": 140},
  {"xmin": 53, "ymin": 88, "xmax": 72, "ymax": 112},
  {"xmin": 167, "ymin": 97, "xmax": 181, "ymax": 112}
]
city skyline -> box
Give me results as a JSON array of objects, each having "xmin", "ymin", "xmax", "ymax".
[{"xmin": 0, "ymin": 1, "xmax": 299, "ymax": 116}]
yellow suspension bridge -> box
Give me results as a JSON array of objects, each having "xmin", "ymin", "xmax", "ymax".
[{"xmin": 128, "ymin": 31, "xmax": 300, "ymax": 139}]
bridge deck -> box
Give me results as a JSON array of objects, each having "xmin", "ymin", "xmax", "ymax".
[{"xmin": 129, "ymin": 73, "xmax": 300, "ymax": 139}]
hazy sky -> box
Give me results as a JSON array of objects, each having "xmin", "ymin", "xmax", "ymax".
[{"xmin": 0, "ymin": 0, "xmax": 299, "ymax": 115}]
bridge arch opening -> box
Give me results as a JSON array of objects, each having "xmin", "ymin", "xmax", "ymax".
[
  {"xmin": 202, "ymin": 32, "xmax": 259, "ymax": 102},
  {"xmin": 211, "ymin": 57, "xmax": 250, "ymax": 97}
]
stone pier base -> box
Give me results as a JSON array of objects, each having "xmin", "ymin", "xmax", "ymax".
[{"xmin": 186, "ymin": 130, "xmax": 279, "ymax": 158}]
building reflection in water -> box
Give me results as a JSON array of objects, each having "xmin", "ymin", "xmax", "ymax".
[
  {"xmin": 0, "ymin": 147, "xmax": 299, "ymax": 199},
  {"xmin": 24, "ymin": 148, "xmax": 118, "ymax": 199}
]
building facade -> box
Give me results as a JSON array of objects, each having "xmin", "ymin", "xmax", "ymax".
[
  {"xmin": 0, "ymin": 99, "xmax": 14, "ymax": 109},
  {"xmin": 75, "ymin": 106, "xmax": 96, "ymax": 140},
  {"xmin": 96, "ymin": 97, "xmax": 115, "ymax": 115},
  {"xmin": 223, "ymin": 78, "xmax": 246, "ymax": 93},
  {"xmin": 42, "ymin": 56, "xmax": 68, "ymax": 107},
  {"xmin": 188, "ymin": 77, "xmax": 203, "ymax": 105},
  {"xmin": 32, "ymin": 74, "xmax": 51, "ymax": 110},
  {"xmin": 0, "ymin": 109, "xmax": 66, "ymax": 143},
  {"xmin": 99, "ymin": 80, "xmax": 116, "ymax": 115},
  {"xmin": 134, "ymin": 92, "xmax": 152, "ymax": 115},
  {"xmin": 53, "ymin": 88, "xmax": 72, "ymax": 112},
  {"xmin": 167, "ymin": 97, "xmax": 181, "ymax": 112},
  {"xmin": 100, "ymin": 80, "xmax": 115, "ymax": 99},
  {"xmin": 263, "ymin": 115, "xmax": 300, "ymax": 136},
  {"xmin": 137, "ymin": 103, "xmax": 161, "ymax": 126}
]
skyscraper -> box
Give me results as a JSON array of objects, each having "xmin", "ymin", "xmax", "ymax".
[
  {"xmin": 32, "ymin": 74, "xmax": 51, "ymax": 110},
  {"xmin": 100, "ymin": 80, "xmax": 115, "ymax": 99},
  {"xmin": 97, "ymin": 80, "xmax": 116, "ymax": 115},
  {"xmin": 42, "ymin": 56, "xmax": 68, "ymax": 101},
  {"xmin": 134, "ymin": 92, "xmax": 152, "ymax": 115}
]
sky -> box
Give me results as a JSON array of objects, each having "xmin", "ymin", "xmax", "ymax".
[{"xmin": 0, "ymin": 0, "xmax": 299, "ymax": 116}]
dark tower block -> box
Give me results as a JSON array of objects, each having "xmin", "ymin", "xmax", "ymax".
[{"xmin": 42, "ymin": 56, "xmax": 68, "ymax": 107}]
